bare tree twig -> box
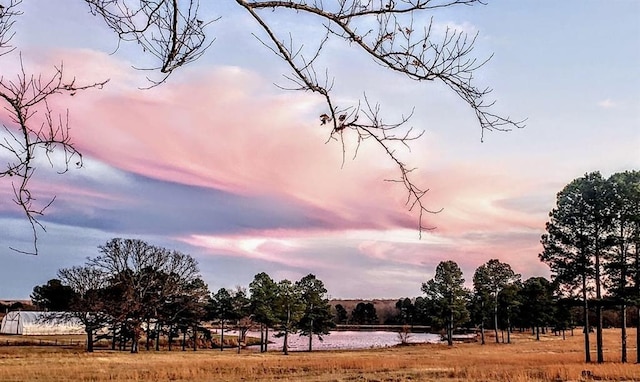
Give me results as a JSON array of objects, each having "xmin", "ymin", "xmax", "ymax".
[
  {"xmin": 84, "ymin": 0, "xmax": 218, "ymax": 87},
  {"xmin": 1, "ymin": 0, "xmax": 526, "ymax": 253},
  {"xmin": 0, "ymin": 0, "xmax": 21, "ymax": 57},
  {"xmin": 232, "ymin": 0, "xmax": 521, "ymax": 235},
  {"xmin": 0, "ymin": 56, "xmax": 108, "ymax": 254}
]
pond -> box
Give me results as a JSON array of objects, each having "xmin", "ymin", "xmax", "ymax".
[{"xmin": 241, "ymin": 330, "xmax": 443, "ymax": 351}]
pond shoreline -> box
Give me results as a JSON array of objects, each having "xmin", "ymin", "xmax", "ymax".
[{"xmin": 220, "ymin": 330, "xmax": 444, "ymax": 351}]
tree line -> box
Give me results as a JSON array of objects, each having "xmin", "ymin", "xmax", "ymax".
[
  {"xmin": 32, "ymin": 251, "xmax": 636, "ymax": 358},
  {"xmin": 386, "ymin": 170, "xmax": 639, "ymax": 364},
  {"xmin": 31, "ymin": 238, "xmax": 334, "ymax": 354},
  {"xmin": 26, "ymin": 170, "xmax": 640, "ymax": 363},
  {"xmin": 389, "ymin": 260, "xmax": 557, "ymax": 345},
  {"xmin": 540, "ymin": 170, "xmax": 639, "ymax": 363}
]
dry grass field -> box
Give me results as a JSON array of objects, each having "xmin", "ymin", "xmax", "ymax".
[{"xmin": 0, "ymin": 329, "xmax": 639, "ymax": 381}]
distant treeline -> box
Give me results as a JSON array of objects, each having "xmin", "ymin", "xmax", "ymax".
[
  {"xmin": 18, "ymin": 170, "xmax": 640, "ymax": 366},
  {"xmin": 29, "ymin": 238, "xmax": 335, "ymax": 354}
]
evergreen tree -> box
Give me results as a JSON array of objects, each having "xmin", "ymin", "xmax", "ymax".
[
  {"xmin": 209, "ymin": 288, "xmax": 234, "ymax": 351},
  {"xmin": 273, "ymin": 280, "xmax": 304, "ymax": 355},
  {"xmin": 249, "ymin": 272, "xmax": 277, "ymax": 352},
  {"xmin": 604, "ymin": 170, "xmax": 640, "ymax": 363},
  {"xmin": 422, "ymin": 260, "xmax": 469, "ymax": 346},
  {"xmin": 31, "ymin": 279, "xmax": 76, "ymax": 311},
  {"xmin": 395, "ymin": 298, "xmax": 416, "ymax": 326},
  {"xmin": 296, "ymin": 274, "xmax": 335, "ymax": 352},
  {"xmin": 351, "ymin": 302, "xmax": 378, "ymax": 325},
  {"xmin": 473, "ymin": 259, "xmax": 520, "ymax": 343},
  {"xmin": 540, "ymin": 172, "xmax": 613, "ymax": 363},
  {"xmin": 497, "ymin": 282, "xmax": 522, "ymax": 344},
  {"xmin": 334, "ymin": 304, "xmax": 348, "ymax": 325},
  {"xmin": 519, "ymin": 277, "xmax": 554, "ymax": 341}
]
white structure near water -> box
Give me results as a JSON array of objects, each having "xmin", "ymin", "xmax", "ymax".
[{"xmin": 0, "ymin": 311, "xmax": 85, "ymax": 335}]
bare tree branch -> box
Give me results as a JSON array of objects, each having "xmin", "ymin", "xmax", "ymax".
[
  {"xmin": 0, "ymin": 0, "xmax": 21, "ymax": 57},
  {"xmin": 0, "ymin": 57, "xmax": 108, "ymax": 254},
  {"xmin": 232, "ymin": 0, "xmax": 522, "ymax": 235},
  {"xmin": 84, "ymin": 0, "xmax": 218, "ymax": 86},
  {"xmin": 1, "ymin": 0, "xmax": 525, "ymax": 253}
]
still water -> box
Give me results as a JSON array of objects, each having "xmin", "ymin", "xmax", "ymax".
[{"xmin": 242, "ymin": 330, "xmax": 442, "ymax": 351}]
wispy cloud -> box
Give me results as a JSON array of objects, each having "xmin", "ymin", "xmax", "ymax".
[{"xmin": 597, "ymin": 98, "xmax": 617, "ymax": 109}]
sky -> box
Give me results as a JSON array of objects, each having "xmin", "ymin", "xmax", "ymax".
[{"xmin": 0, "ymin": 1, "xmax": 638, "ymax": 300}]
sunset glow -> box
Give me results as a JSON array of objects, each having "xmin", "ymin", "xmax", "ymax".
[{"xmin": 1, "ymin": 0, "xmax": 638, "ymax": 299}]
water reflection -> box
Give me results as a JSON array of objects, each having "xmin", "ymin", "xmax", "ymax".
[{"xmin": 245, "ymin": 330, "xmax": 443, "ymax": 351}]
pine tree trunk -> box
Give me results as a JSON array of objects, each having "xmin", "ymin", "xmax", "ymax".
[
  {"xmin": 155, "ymin": 322, "xmax": 160, "ymax": 351},
  {"xmin": 480, "ymin": 299, "xmax": 485, "ymax": 345},
  {"xmin": 220, "ymin": 320, "xmax": 224, "ymax": 351},
  {"xmin": 308, "ymin": 311, "xmax": 314, "ymax": 352},
  {"xmin": 260, "ymin": 323, "xmax": 264, "ymax": 353},
  {"xmin": 595, "ymin": 247, "xmax": 604, "ymax": 364},
  {"xmin": 131, "ymin": 325, "xmax": 140, "ymax": 353},
  {"xmin": 237, "ymin": 321, "xmax": 241, "ymax": 354},
  {"xmin": 621, "ymin": 304, "xmax": 627, "ymax": 363},
  {"xmin": 193, "ymin": 324, "xmax": 198, "ymax": 351},
  {"xmin": 636, "ymin": 306, "xmax": 640, "ymax": 363},
  {"xmin": 596, "ymin": 305, "xmax": 603, "ymax": 363},
  {"xmin": 494, "ymin": 292, "xmax": 499, "ymax": 343},
  {"xmin": 265, "ymin": 326, "xmax": 269, "ymax": 352},
  {"xmin": 583, "ymin": 277, "xmax": 591, "ymax": 363},
  {"xmin": 636, "ymin": 242, "xmax": 640, "ymax": 363},
  {"xmin": 448, "ymin": 308, "xmax": 454, "ymax": 346},
  {"xmin": 283, "ymin": 329, "xmax": 289, "ymax": 355},
  {"xmin": 620, "ymin": 228, "xmax": 628, "ymax": 363}
]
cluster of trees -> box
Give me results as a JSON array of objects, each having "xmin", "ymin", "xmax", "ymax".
[
  {"xmin": 32, "ymin": 238, "xmax": 209, "ymax": 352},
  {"xmin": 540, "ymin": 171, "xmax": 640, "ymax": 363},
  {"xmin": 332, "ymin": 302, "xmax": 380, "ymax": 325},
  {"xmin": 391, "ymin": 259, "xmax": 638, "ymax": 351},
  {"xmin": 31, "ymin": 238, "xmax": 334, "ymax": 354},
  {"xmin": 389, "ymin": 260, "xmax": 568, "ymax": 345},
  {"xmin": 0, "ymin": 300, "xmax": 30, "ymax": 313},
  {"xmin": 24, "ymin": 170, "xmax": 639, "ymax": 363},
  {"xmin": 209, "ymin": 272, "xmax": 335, "ymax": 355},
  {"xmin": 384, "ymin": 171, "xmax": 639, "ymax": 364}
]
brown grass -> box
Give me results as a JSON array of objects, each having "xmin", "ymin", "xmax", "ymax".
[{"xmin": 0, "ymin": 329, "xmax": 639, "ymax": 381}]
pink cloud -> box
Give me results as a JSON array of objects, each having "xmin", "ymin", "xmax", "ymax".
[
  {"xmin": 50, "ymin": 55, "xmax": 424, "ymax": 232},
  {"xmin": 183, "ymin": 232, "xmax": 329, "ymax": 269},
  {"xmin": 182, "ymin": 224, "xmax": 549, "ymax": 283},
  {"xmin": 13, "ymin": 49, "xmax": 550, "ymax": 237},
  {"xmin": 356, "ymin": 228, "xmax": 549, "ymax": 282},
  {"xmin": 18, "ymin": 49, "xmax": 553, "ymax": 281}
]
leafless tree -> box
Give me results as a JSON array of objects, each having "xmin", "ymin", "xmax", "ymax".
[
  {"xmin": 2, "ymin": 0, "xmax": 524, "ymax": 253},
  {"xmin": 90, "ymin": 238, "xmax": 204, "ymax": 353},
  {"xmin": 397, "ymin": 324, "xmax": 412, "ymax": 345},
  {"xmin": 0, "ymin": 0, "xmax": 107, "ymax": 254},
  {"xmin": 57, "ymin": 265, "xmax": 111, "ymax": 352}
]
